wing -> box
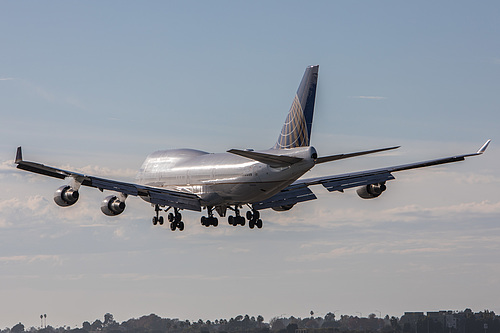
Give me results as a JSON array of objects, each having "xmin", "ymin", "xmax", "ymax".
[
  {"xmin": 15, "ymin": 147, "xmax": 202, "ymax": 211},
  {"xmin": 314, "ymin": 145, "xmax": 400, "ymax": 164},
  {"xmin": 252, "ymin": 140, "xmax": 490, "ymax": 210}
]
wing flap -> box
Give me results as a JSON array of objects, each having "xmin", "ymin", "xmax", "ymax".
[
  {"xmin": 17, "ymin": 160, "xmax": 73, "ymax": 180},
  {"xmin": 147, "ymin": 189, "xmax": 201, "ymax": 211},
  {"xmin": 252, "ymin": 186, "xmax": 317, "ymax": 210},
  {"xmin": 91, "ymin": 178, "xmax": 139, "ymax": 196},
  {"xmin": 321, "ymin": 171, "xmax": 395, "ymax": 192}
]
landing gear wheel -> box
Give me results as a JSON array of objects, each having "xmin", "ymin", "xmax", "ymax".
[
  {"xmin": 228, "ymin": 215, "xmax": 234, "ymax": 226},
  {"xmin": 246, "ymin": 211, "xmax": 253, "ymax": 220},
  {"xmin": 159, "ymin": 216, "xmax": 164, "ymax": 225},
  {"xmin": 212, "ymin": 218, "xmax": 218, "ymax": 227},
  {"xmin": 238, "ymin": 216, "xmax": 245, "ymax": 226},
  {"xmin": 168, "ymin": 212, "xmax": 175, "ymax": 223},
  {"xmin": 256, "ymin": 219, "xmax": 263, "ymax": 229},
  {"xmin": 152, "ymin": 216, "xmax": 158, "ymax": 225},
  {"xmin": 178, "ymin": 221, "xmax": 185, "ymax": 231},
  {"xmin": 170, "ymin": 222, "xmax": 176, "ymax": 231},
  {"xmin": 249, "ymin": 219, "xmax": 255, "ymax": 229}
]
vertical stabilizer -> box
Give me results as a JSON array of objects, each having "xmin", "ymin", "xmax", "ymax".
[{"xmin": 274, "ymin": 65, "xmax": 319, "ymax": 149}]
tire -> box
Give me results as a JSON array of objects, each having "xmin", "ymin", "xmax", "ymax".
[
  {"xmin": 170, "ymin": 222, "xmax": 176, "ymax": 231},
  {"xmin": 159, "ymin": 216, "xmax": 164, "ymax": 225},
  {"xmin": 213, "ymin": 218, "xmax": 218, "ymax": 227},
  {"xmin": 152, "ymin": 216, "xmax": 158, "ymax": 225},
  {"xmin": 178, "ymin": 221, "xmax": 185, "ymax": 231},
  {"xmin": 168, "ymin": 213, "xmax": 175, "ymax": 223},
  {"xmin": 256, "ymin": 219, "xmax": 263, "ymax": 229},
  {"xmin": 246, "ymin": 211, "xmax": 253, "ymax": 220},
  {"xmin": 249, "ymin": 220, "xmax": 255, "ymax": 229},
  {"xmin": 228, "ymin": 215, "xmax": 234, "ymax": 226}
]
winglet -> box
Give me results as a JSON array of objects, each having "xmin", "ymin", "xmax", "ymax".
[
  {"xmin": 477, "ymin": 139, "xmax": 491, "ymax": 154},
  {"xmin": 15, "ymin": 146, "xmax": 23, "ymax": 164}
]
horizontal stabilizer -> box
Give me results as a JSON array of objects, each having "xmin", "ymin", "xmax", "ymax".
[
  {"xmin": 227, "ymin": 149, "xmax": 303, "ymax": 168},
  {"xmin": 315, "ymin": 146, "xmax": 400, "ymax": 164}
]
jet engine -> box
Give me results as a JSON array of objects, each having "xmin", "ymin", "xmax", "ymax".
[
  {"xmin": 101, "ymin": 195, "xmax": 126, "ymax": 216},
  {"xmin": 54, "ymin": 185, "xmax": 79, "ymax": 207},
  {"xmin": 357, "ymin": 182, "xmax": 387, "ymax": 199},
  {"xmin": 272, "ymin": 204, "xmax": 295, "ymax": 211}
]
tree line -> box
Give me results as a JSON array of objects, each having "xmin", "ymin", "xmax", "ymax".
[{"xmin": 2, "ymin": 309, "xmax": 499, "ymax": 333}]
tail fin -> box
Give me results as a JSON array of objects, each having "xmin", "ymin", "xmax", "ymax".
[{"xmin": 274, "ymin": 65, "xmax": 319, "ymax": 149}]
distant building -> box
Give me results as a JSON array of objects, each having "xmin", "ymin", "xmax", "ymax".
[
  {"xmin": 427, "ymin": 311, "xmax": 453, "ymax": 328},
  {"xmin": 400, "ymin": 312, "xmax": 425, "ymax": 331}
]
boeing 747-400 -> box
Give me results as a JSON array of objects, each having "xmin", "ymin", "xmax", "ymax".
[{"xmin": 15, "ymin": 65, "xmax": 490, "ymax": 231}]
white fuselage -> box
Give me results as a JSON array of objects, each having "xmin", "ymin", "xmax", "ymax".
[{"xmin": 135, "ymin": 146, "xmax": 317, "ymax": 207}]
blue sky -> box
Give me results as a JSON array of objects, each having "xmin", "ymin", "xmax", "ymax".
[{"xmin": 1, "ymin": 0, "xmax": 499, "ymax": 329}]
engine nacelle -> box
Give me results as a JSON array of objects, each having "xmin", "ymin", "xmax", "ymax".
[
  {"xmin": 272, "ymin": 204, "xmax": 295, "ymax": 212},
  {"xmin": 356, "ymin": 183, "xmax": 387, "ymax": 199},
  {"xmin": 54, "ymin": 185, "xmax": 79, "ymax": 207},
  {"xmin": 101, "ymin": 195, "xmax": 126, "ymax": 216}
]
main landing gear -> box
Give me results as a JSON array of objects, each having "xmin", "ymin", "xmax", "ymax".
[
  {"xmin": 228, "ymin": 206, "xmax": 263, "ymax": 229},
  {"xmin": 152, "ymin": 204, "xmax": 164, "ymax": 225},
  {"xmin": 201, "ymin": 206, "xmax": 218, "ymax": 227},
  {"xmin": 246, "ymin": 209, "xmax": 263, "ymax": 229},
  {"xmin": 152, "ymin": 205, "xmax": 184, "ymax": 231},
  {"xmin": 151, "ymin": 204, "xmax": 263, "ymax": 231}
]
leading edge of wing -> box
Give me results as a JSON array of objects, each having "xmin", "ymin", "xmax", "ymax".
[
  {"xmin": 15, "ymin": 147, "xmax": 202, "ymax": 211},
  {"xmin": 295, "ymin": 139, "xmax": 491, "ymax": 191},
  {"xmin": 315, "ymin": 146, "xmax": 400, "ymax": 164}
]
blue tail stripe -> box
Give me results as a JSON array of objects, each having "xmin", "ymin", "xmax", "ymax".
[{"xmin": 274, "ymin": 65, "xmax": 319, "ymax": 149}]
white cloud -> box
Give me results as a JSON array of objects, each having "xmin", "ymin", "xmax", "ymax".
[
  {"xmin": 384, "ymin": 200, "xmax": 500, "ymax": 222},
  {"xmin": 74, "ymin": 165, "xmax": 137, "ymax": 179},
  {"xmin": 0, "ymin": 254, "xmax": 64, "ymax": 265},
  {"xmin": 113, "ymin": 226, "xmax": 130, "ymax": 240},
  {"xmin": 289, "ymin": 229, "xmax": 500, "ymax": 263}
]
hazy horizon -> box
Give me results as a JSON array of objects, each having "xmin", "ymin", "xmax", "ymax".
[{"xmin": 1, "ymin": 0, "xmax": 499, "ymax": 328}]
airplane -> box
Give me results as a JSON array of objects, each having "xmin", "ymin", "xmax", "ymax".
[{"xmin": 15, "ymin": 65, "xmax": 490, "ymax": 231}]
